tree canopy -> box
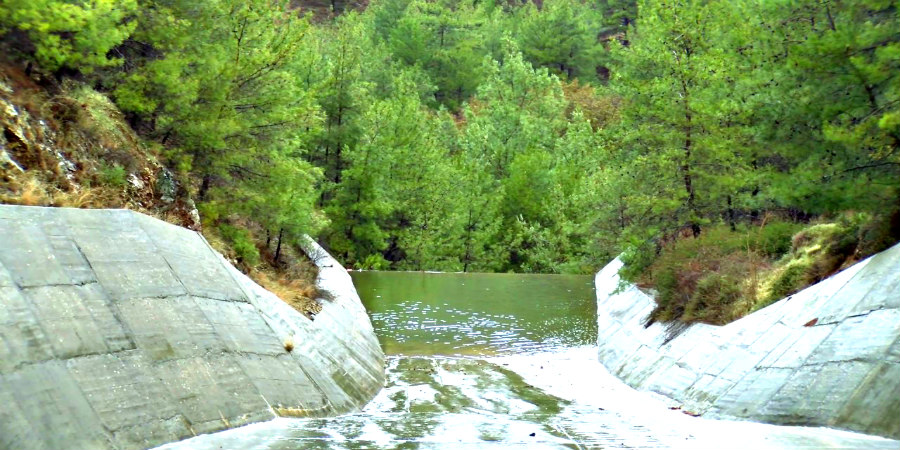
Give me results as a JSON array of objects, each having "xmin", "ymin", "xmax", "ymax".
[{"xmin": 2, "ymin": 0, "xmax": 897, "ymax": 275}]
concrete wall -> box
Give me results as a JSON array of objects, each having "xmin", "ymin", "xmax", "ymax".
[
  {"xmin": 0, "ymin": 205, "xmax": 384, "ymax": 450},
  {"xmin": 595, "ymin": 242, "xmax": 900, "ymax": 439}
]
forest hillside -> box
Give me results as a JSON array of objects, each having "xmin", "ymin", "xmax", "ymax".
[{"xmin": 1, "ymin": 0, "xmax": 897, "ymax": 324}]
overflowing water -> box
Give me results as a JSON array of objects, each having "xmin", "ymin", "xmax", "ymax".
[{"xmin": 158, "ymin": 271, "xmax": 898, "ymax": 450}]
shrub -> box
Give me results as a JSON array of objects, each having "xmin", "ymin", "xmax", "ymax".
[
  {"xmin": 197, "ymin": 201, "xmax": 223, "ymax": 225},
  {"xmin": 618, "ymin": 238, "xmax": 659, "ymax": 287},
  {"xmin": 96, "ymin": 162, "xmax": 126, "ymax": 188},
  {"xmin": 756, "ymin": 213, "xmax": 899, "ymax": 309},
  {"xmin": 683, "ymin": 273, "xmax": 742, "ymax": 323},
  {"xmin": 641, "ymin": 225, "xmax": 761, "ymax": 324},
  {"xmin": 218, "ymin": 223, "xmax": 260, "ymax": 268},
  {"xmin": 749, "ymin": 221, "xmax": 804, "ymax": 258},
  {"xmin": 358, "ymin": 253, "xmax": 390, "ymax": 270},
  {"xmin": 857, "ymin": 208, "xmax": 900, "ymax": 257},
  {"xmin": 764, "ymin": 260, "xmax": 810, "ymax": 305},
  {"xmin": 630, "ymin": 221, "xmax": 804, "ymax": 325}
]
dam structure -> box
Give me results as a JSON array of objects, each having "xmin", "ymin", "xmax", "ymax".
[
  {"xmin": 0, "ymin": 205, "xmax": 385, "ymax": 450},
  {"xmin": 596, "ymin": 242, "xmax": 900, "ymax": 439}
]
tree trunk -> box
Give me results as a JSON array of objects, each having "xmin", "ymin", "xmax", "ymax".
[
  {"xmin": 334, "ymin": 141, "xmax": 343, "ymax": 184},
  {"xmin": 727, "ymin": 195, "xmax": 736, "ymax": 232},
  {"xmin": 681, "ymin": 77, "xmax": 700, "ymax": 238},
  {"xmin": 199, "ymin": 174, "xmax": 211, "ymax": 201},
  {"xmin": 274, "ymin": 227, "xmax": 284, "ymax": 264},
  {"xmin": 462, "ymin": 208, "xmax": 474, "ymax": 273}
]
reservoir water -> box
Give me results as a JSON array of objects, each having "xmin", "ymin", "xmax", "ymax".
[
  {"xmin": 352, "ymin": 271, "xmax": 597, "ymax": 356},
  {"xmin": 158, "ymin": 272, "xmax": 898, "ymax": 450}
]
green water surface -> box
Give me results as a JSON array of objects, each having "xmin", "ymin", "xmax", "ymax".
[{"xmin": 350, "ymin": 271, "xmax": 596, "ymax": 356}]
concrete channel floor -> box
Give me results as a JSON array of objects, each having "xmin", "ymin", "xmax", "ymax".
[
  {"xmin": 495, "ymin": 347, "xmax": 900, "ymax": 450},
  {"xmin": 155, "ymin": 346, "xmax": 898, "ymax": 450}
]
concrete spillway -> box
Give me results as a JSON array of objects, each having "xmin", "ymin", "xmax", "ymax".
[
  {"xmin": 596, "ymin": 242, "xmax": 900, "ymax": 439},
  {"xmin": 0, "ymin": 205, "xmax": 384, "ymax": 450}
]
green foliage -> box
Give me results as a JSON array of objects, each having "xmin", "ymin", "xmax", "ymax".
[
  {"xmin": 372, "ymin": 0, "xmax": 493, "ymax": 109},
  {"xmin": 514, "ymin": 0, "xmax": 605, "ymax": 81},
  {"xmin": 7, "ymin": 0, "xmax": 897, "ymax": 301},
  {"xmin": 96, "ymin": 162, "xmax": 127, "ymax": 188},
  {"xmin": 637, "ymin": 223, "xmax": 799, "ymax": 324},
  {"xmin": 359, "ymin": 253, "xmax": 390, "ymax": 270},
  {"xmin": 748, "ymin": 221, "xmax": 805, "ymax": 258},
  {"xmin": 218, "ymin": 224, "xmax": 260, "ymax": 268},
  {"xmin": 0, "ymin": 0, "xmax": 137, "ymax": 72},
  {"xmin": 607, "ymin": 0, "xmax": 760, "ymax": 249}
]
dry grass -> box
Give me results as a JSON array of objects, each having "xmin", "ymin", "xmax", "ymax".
[
  {"xmin": 1, "ymin": 62, "xmax": 326, "ymax": 323},
  {"xmin": 15, "ymin": 176, "xmax": 46, "ymax": 205},
  {"xmin": 643, "ymin": 223, "xmax": 797, "ymax": 325},
  {"xmin": 52, "ymin": 81, "xmax": 140, "ymax": 148},
  {"xmin": 202, "ymin": 223, "xmax": 322, "ymax": 320},
  {"xmin": 640, "ymin": 212, "xmax": 899, "ymax": 325},
  {"xmin": 1, "ymin": 63, "xmax": 163, "ymax": 216},
  {"xmin": 0, "ymin": 173, "xmax": 129, "ymax": 209},
  {"xmin": 254, "ymin": 269, "xmax": 322, "ymax": 320}
]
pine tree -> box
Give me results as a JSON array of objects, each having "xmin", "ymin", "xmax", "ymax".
[
  {"xmin": 1, "ymin": 0, "xmax": 137, "ymax": 72},
  {"xmin": 608, "ymin": 0, "xmax": 756, "ymax": 246},
  {"xmin": 516, "ymin": 0, "xmax": 605, "ymax": 81}
]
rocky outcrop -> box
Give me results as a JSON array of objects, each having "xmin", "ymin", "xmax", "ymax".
[
  {"xmin": 596, "ymin": 242, "xmax": 900, "ymax": 439},
  {"xmin": 0, "ymin": 205, "xmax": 384, "ymax": 450}
]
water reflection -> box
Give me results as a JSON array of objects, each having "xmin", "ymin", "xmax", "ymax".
[
  {"xmin": 164, "ymin": 356, "xmax": 589, "ymax": 450},
  {"xmin": 351, "ymin": 271, "xmax": 596, "ymax": 356}
]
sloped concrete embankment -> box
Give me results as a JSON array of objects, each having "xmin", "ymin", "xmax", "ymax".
[
  {"xmin": 0, "ymin": 205, "xmax": 385, "ymax": 450},
  {"xmin": 595, "ymin": 243, "xmax": 900, "ymax": 439}
]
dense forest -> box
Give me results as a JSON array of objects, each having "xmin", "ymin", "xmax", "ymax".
[{"xmin": 2, "ymin": 0, "xmax": 898, "ymax": 321}]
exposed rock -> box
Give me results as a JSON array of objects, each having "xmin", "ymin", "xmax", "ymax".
[
  {"xmin": 185, "ymin": 197, "xmax": 201, "ymax": 230},
  {"xmin": 128, "ymin": 172, "xmax": 145, "ymax": 190},
  {"xmin": 0, "ymin": 147, "xmax": 24, "ymax": 173},
  {"xmin": 0, "ymin": 205, "xmax": 385, "ymax": 450},
  {"xmin": 595, "ymin": 242, "xmax": 900, "ymax": 439},
  {"xmin": 155, "ymin": 168, "xmax": 176, "ymax": 204}
]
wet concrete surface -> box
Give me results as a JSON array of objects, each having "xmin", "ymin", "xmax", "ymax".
[{"xmin": 157, "ymin": 348, "xmax": 899, "ymax": 450}]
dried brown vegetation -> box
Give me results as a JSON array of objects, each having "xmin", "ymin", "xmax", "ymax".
[
  {"xmin": 642, "ymin": 211, "xmax": 900, "ymax": 326},
  {"xmin": 0, "ymin": 62, "xmax": 320, "ymax": 318}
]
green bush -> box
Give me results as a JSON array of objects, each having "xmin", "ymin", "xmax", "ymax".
[
  {"xmin": 218, "ymin": 224, "xmax": 260, "ymax": 268},
  {"xmin": 749, "ymin": 221, "xmax": 804, "ymax": 258},
  {"xmin": 756, "ymin": 214, "xmax": 896, "ymax": 309},
  {"xmin": 97, "ymin": 162, "xmax": 127, "ymax": 188},
  {"xmin": 683, "ymin": 273, "xmax": 742, "ymax": 323},
  {"xmin": 857, "ymin": 208, "xmax": 900, "ymax": 257},
  {"xmin": 197, "ymin": 201, "xmax": 223, "ymax": 225},
  {"xmin": 628, "ymin": 221, "xmax": 806, "ymax": 325},
  {"xmin": 618, "ymin": 238, "xmax": 658, "ymax": 285},
  {"xmin": 765, "ymin": 260, "xmax": 810, "ymax": 304},
  {"xmin": 358, "ymin": 253, "xmax": 390, "ymax": 270}
]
